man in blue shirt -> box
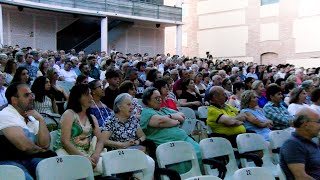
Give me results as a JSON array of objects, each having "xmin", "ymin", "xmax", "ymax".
[{"xmin": 280, "ymin": 107, "xmax": 320, "ymax": 180}]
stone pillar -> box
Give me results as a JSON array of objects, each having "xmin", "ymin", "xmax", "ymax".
[
  {"xmin": 0, "ymin": 5, "xmax": 4, "ymax": 47},
  {"xmin": 101, "ymin": 16, "xmax": 108, "ymax": 53},
  {"xmin": 176, "ymin": 25, "xmax": 182, "ymax": 56}
]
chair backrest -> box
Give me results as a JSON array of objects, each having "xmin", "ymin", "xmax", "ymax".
[
  {"xmin": 185, "ymin": 175, "xmax": 222, "ymax": 180},
  {"xmin": 236, "ymin": 133, "xmax": 277, "ymax": 177},
  {"xmin": 36, "ymin": 155, "xmax": 94, "ymax": 180},
  {"xmin": 102, "ymin": 149, "xmax": 149, "ymax": 177},
  {"xmin": 0, "ymin": 165, "xmax": 25, "ymax": 180},
  {"xmin": 49, "ymin": 130, "xmax": 58, "ymax": 151},
  {"xmin": 199, "ymin": 138, "xmax": 238, "ymax": 179},
  {"xmin": 277, "ymin": 164, "xmax": 287, "ymax": 180},
  {"xmin": 269, "ymin": 130, "xmax": 291, "ymax": 164},
  {"xmin": 156, "ymin": 141, "xmax": 202, "ymax": 180},
  {"xmin": 178, "ymin": 107, "xmax": 196, "ymax": 119},
  {"xmin": 56, "ymin": 81, "xmax": 75, "ymax": 95},
  {"xmin": 198, "ymin": 106, "xmax": 208, "ymax": 119},
  {"xmin": 233, "ymin": 167, "xmax": 275, "ymax": 180}
]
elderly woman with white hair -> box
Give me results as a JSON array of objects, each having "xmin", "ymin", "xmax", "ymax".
[
  {"xmin": 252, "ymin": 80, "xmax": 268, "ymax": 108},
  {"xmin": 101, "ymin": 93, "xmax": 155, "ymax": 179}
]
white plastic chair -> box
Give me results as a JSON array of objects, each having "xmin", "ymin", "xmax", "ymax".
[
  {"xmin": 156, "ymin": 141, "xmax": 202, "ymax": 180},
  {"xmin": 199, "ymin": 138, "xmax": 238, "ymax": 180},
  {"xmin": 277, "ymin": 164, "xmax": 287, "ymax": 180},
  {"xmin": 36, "ymin": 155, "xmax": 94, "ymax": 180},
  {"xmin": 233, "ymin": 167, "xmax": 275, "ymax": 180},
  {"xmin": 0, "ymin": 165, "xmax": 25, "ymax": 180},
  {"xmin": 178, "ymin": 107, "xmax": 197, "ymax": 119},
  {"xmin": 49, "ymin": 130, "xmax": 58, "ymax": 151},
  {"xmin": 185, "ymin": 175, "xmax": 222, "ymax": 180},
  {"xmin": 102, "ymin": 149, "xmax": 149, "ymax": 179},
  {"xmin": 198, "ymin": 106, "xmax": 208, "ymax": 120},
  {"xmin": 269, "ymin": 130, "xmax": 291, "ymax": 164},
  {"xmin": 236, "ymin": 133, "xmax": 278, "ymax": 177}
]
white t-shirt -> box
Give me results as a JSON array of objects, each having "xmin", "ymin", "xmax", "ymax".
[
  {"xmin": 288, "ymin": 103, "xmax": 309, "ymax": 116},
  {"xmin": 0, "ymin": 105, "xmax": 39, "ymax": 142},
  {"xmin": 310, "ymin": 104, "xmax": 320, "ymax": 115},
  {"xmin": 59, "ymin": 69, "xmax": 77, "ymax": 82}
]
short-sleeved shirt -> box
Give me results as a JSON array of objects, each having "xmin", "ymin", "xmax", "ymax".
[
  {"xmin": 59, "ymin": 69, "xmax": 77, "ymax": 82},
  {"xmin": 207, "ymin": 104, "xmax": 246, "ymax": 136},
  {"xmin": 257, "ymin": 96, "xmax": 268, "ymax": 108},
  {"xmin": 103, "ymin": 113, "xmax": 140, "ymax": 142},
  {"xmin": 280, "ymin": 132, "xmax": 320, "ymax": 180},
  {"xmin": 0, "ymin": 105, "xmax": 39, "ymax": 142},
  {"xmin": 140, "ymin": 107, "xmax": 188, "ymax": 146}
]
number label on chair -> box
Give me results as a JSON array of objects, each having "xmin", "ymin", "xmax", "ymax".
[
  {"xmin": 188, "ymin": 121, "xmax": 192, "ymax": 124},
  {"xmin": 209, "ymin": 139, "xmax": 214, "ymax": 142},
  {"xmin": 246, "ymin": 134, "xmax": 250, "ymax": 138},
  {"xmin": 169, "ymin": 143, "xmax": 175, "ymax": 147},
  {"xmin": 276, "ymin": 131, "xmax": 280, "ymax": 134},
  {"xmin": 246, "ymin": 170, "xmax": 251, "ymax": 175},
  {"xmin": 56, "ymin": 157, "xmax": 63, "ymax": 163},
  {"xmin": 118, "ymin": 150, "xmax": 125, "ymax": 155}
]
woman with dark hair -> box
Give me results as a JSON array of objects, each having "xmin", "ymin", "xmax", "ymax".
[
  {"xmin": 31, "ymin": 76, "xmax": 58, "ymax": 114},
  {"xmin": 246, "ymin": 66, "xmax": 258, "ymax": 80},
  {"xmin": 140, "ymin": 87, "xmax": 201, "ymax": 173},
  {"xmin": 145, "ymin": 69, "xmax": 162, "ymax": 87},
  {"xmin": 228, "ymin": 82, "xmax": 245, "ymax": 110},
  {"xmin": 36, "ymin": 59, "xmax": 49, "ymax": 77},
  {"xmin": 222, "ymin": 78, "xmax": 232, "ymax": 98},
  {"xmin": 54, "ymin": 84, "xmax": 105, "ymax": 174},
  {"xmin": 287, "ymin": 87, "xmax": 309, "ymax": 116},
  {"xmin": 136, "ymin": 61, "xmax": 146, "ymax": 81},
  {"xmin": 119, "ymin": 80, "xmax": 142, "ymax": 119},
  {"xmin": 244, "ymin": 77, "xmax": 255, "ymax": 90},
  {"xmin": 193, "ymin": 72, "xmax": 206, "ymax": 97},
  {"xmin": 310, "ymin": 88, "xmax": 320, "ymax": 114},
  {"xmin": 179, "ymin": 78, "xmax": 203, "ymax": 110},
  {"xmin": 89, "ymin": 80, "xmax": 111, "ymax": 127},
  {"xmin": 153, "ymin": 79, "xmax": 178, "ymax": 111},
  {"xmin": 75, "ymin": 74, "xmax": 89, "ymax": 85},
  {"xmin": 275, "ymin": 78, "xmax": 286, "ymax": 93},
  {"xmin": 4, "ymin": 58, "xmax": 17, "ymax": 84},
  {"xmin": 47, "ymin": 68, "xmax": 68, "ymax": 114},
  {"xmin": 11, "ymin": 67, "xmax": 31, "ymax": 85}
]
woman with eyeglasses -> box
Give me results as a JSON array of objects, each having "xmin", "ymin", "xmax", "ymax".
[
  {"xmin": 31, "ymin": 76, "xmax": 58, "ymax": 114},
  {"xmin": 153, "ymin": 79, "xmax": 178, "ymax": 111},
  {"xmin": 119, "ymin": 80, "xmax": 142, "ymax": 119},
  {"xmin": 288, "ymin": 87, "xmax": 309, "ymax": 116},
  {"xmin": 140, "ymin": 87, "xmax": 202, "ymax": 173},
  {"xmin": 89, "ymin": 80, "xmax": 111, "ymax": 127},
  {"xmin": 240, "ymin": 90, "xmax": 272, "ymax": 141}
]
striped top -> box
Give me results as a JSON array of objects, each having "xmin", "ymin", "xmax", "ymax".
[{"xmin": 34, "ymin": 96, "xmax": 54, "ymax": 114}]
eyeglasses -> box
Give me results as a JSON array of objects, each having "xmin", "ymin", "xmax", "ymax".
[
  {"xmin": 15, "ymin": 92, "xmax": 35, "ymax": 98},
  {"xmin": 308, "ymin": 120, "xmax": 320, "ymax": 124},
  {"xmin": 94, "ymin": 85, "xmax": 104, "ymax": 89},
  {"xmin": 152, "ymin": 96, "xmax": 162, "ymax": 101}
]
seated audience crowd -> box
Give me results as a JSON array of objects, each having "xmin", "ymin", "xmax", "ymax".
[{"xmin": 0, "ymin": 46, "xmax": 319, "ymax": 179}]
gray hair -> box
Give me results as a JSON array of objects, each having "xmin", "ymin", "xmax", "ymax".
[
  {"xmin": 113, "ymin": 93, "xmax": 133, "ymax": 113},
  {"xmin": 142, "ymin": 87, "xmax": 158, "ymax": 106},
  {"xmin": 240, "ymin": 90, "xmax": 256, "ymax": 109}
]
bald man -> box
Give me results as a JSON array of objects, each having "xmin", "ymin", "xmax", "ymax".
[
  {"xmin": 206, "ymin": 86, "xmax": 247, "ymax": 147},
  {"xmin": 280, "ymin": 107, "xmax": 320, "ymax": 180}
]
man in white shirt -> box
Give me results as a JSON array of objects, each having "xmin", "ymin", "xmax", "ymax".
[
  {"xmin": 0, "ymin": 82, "xmax": 50, "ymax": 179},
  {"xmin": 59, "ymin": 60, "xmax": 77, "ymax": 82}
]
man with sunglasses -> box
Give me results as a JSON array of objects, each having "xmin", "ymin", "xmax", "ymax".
[{"xmin": 280, "ymin": 107, "xmax": 320, "ymax": 180}]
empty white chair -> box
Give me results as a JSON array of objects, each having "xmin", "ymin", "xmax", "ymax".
[
  {"xmin": 156, "ymin": 141, "xmax": 202, "ymax": 180},
  {"xmin": 277, "ymin": 164, "xmax": 287, "ymax": 180},
  {"xmin": 49, "ymin": 130, "xmax": 58, "ymax": 151},
  {"xmin": 178, "ymin": 107, "xmax": 197, "ymax": 119},
  {"xmin": 236, "ymin": 133, "xmax": 278, "ymax": 177},
  {"xmin": 0, "ymin": 165, "xmax": 25, "ymax": 180},
  {"xmin": 36, "ymin": 155, "xmax": 94, "ymax": 180},
  {"xmin": 233, "ymin": 167, "xmax": 275, "ymax": 180},
  {"xmin": 269, "ymin": 130, "xmax": 291, "ymax": 164},
  {"xmin": 102, "ymin": 149, "xmax": 153, "ymax": 180},
  {"xmin": 198, "ymin": 106, "xmax": 208, "ymax": 120},
  {"xmin": 199, "ymin": 138, "xmax": 238, "ymax": 180},
  {"xmin": 185, "ymin": 175, "xmax": 222, "ymax": 180}
]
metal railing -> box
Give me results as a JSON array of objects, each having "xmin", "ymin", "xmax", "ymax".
[{"xmin": 24, "ymin": 0, "xmax": 182, "ymax": 21}]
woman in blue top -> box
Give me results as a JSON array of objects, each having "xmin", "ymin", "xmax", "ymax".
[
  {"xmin": 240, "ymin": 90, "xmax": 273, "ymax": 141},
  {"xmin": 252, "ymin": 80, "xmax": 268, "ymax": 108}
]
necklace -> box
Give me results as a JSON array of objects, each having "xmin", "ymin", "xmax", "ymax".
[{"xmin": 92, "ymin": 100, "xmax": 109, "ymax": 120}]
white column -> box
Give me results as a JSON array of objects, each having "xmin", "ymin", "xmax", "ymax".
[
  {"xmin": 101, "ymin": 16, "xmax": 108, "ymax": 53},
  {"xmin": 0, "ymin": 5, "xmax": 4, "ymax": 47},
  {"xmin": 176, "ymin": 0, "xmax": 183, "ymax": 56},
  {"xmin": 176, "ymin": 25, "xmax": 182, "ymax": 56}
]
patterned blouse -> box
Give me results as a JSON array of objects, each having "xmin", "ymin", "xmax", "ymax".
[
  {"xmin": 102, "ymin": 113, "xmax": 140, "ymax": 142},
  {"xmin": 132, "ymin": 98, "xmax": 142, "ymax": 117}
]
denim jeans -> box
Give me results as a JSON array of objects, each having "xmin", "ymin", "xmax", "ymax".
[{"xmin": 0, "ymin": 157, "xmax": 44, "ymax": 180}]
